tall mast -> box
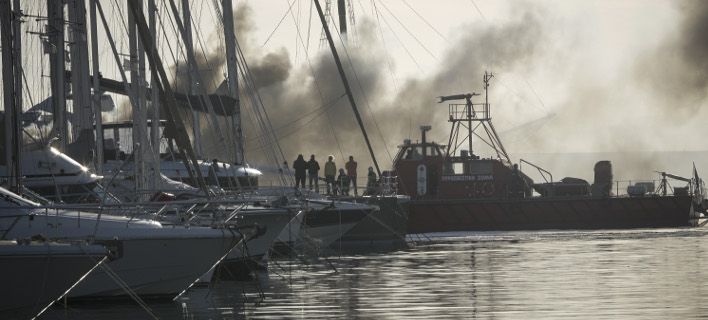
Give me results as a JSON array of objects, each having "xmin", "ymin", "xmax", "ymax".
[
  {"xmin": 337, "ymin": 0, "xmax": 346, "ymax": 38},
  {"xmin": 89, "ymin": 0, "xmax": 103, "ymax": 173},
  {"xmin": 2, "ymin": 0, "xmax": 13, "ymax": 180},
  {"xmin": 149, "ymin": 0, "xmax": 161, "ymax": 190},
  {"xmin": 166, "ymin": 0, "xmax": 232, "ymax": 165},
  {"xmin": 128, "ymin": 0, "xmax": 149, "ymax": 200},
  {"xmin": 314, "ymin": 0, "xmax": 380, "ymax": 176},
  {"xmin": 181, "ymin": 0, "xmax": 202, "ymax": 159},
  {"xmin": 125, "ymin": 0, "xmax": 210, "ymax": 195},
  {"xmin": 12, "ymin": 0, "xmax": 22, "ymax": 192},
  {"xmin": 221, "ymin": 0, "xmax": 243, "ymax": 165},
  {"xmin": 47, "ymin": 0, "xmax": 67, "ymax": 151},
  {"xmin": 1, "ymin": 0, "xmax": 22, "ymax": 192},
  {"xmin": 68, "ymin": 0, "xmax": 94, "ymax": 164}
]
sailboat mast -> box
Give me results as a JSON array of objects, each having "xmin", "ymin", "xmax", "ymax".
[
  {"xmin": 149, "ymin": 0, "xmax": 161, "ymax": 191},
  {"xmin": 181, "ymin": 0, "xmax": 202, "ymax": 159},
  {"xmin": 126, "ymin": 0, "xmax": 211, "ymax": 195},
  {"xmin": 313, "ymin": 0, "xmax": 381, "ymax": 176},
  {"xmin": 222, "ymin": 0, "xmax": 243, "ymax": 165},
  {"xmin": 1, "ymin": 0, "xmax": 22, "ymax": 192},
  {"xmin": 47, "ymin": 0, "xmax": 67, "ymax": 151},
  {"xmin": 68, "ymin": 0, "xmax": 94, "ymax": 165},
  {"xmin": 89, "ymin": 0, "xmax": 103, "ymax": 173},
  {"xmin": 128, "ymin": 0, "xmax": 148, "ymax": 200},
  {"xmin": 12, "ymin": 0, "xmax": 22, "ymax": 192}
]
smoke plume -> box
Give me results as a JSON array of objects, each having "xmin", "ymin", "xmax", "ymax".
[{"xmin": 236, "ymin": 3, "xmax": 545, "ymax": 177}]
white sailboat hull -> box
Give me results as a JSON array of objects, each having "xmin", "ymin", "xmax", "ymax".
[
  {"xmin": 1, "ymin": 209, "xmax": 238, "ymax": 298},
  {"xmin": 0, "ymin": 241, "xmax": 105, "ymax": 316}
]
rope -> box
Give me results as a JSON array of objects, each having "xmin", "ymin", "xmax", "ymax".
[
  {"xmin": 327, "ymin": 11, "xmax": 394, "ymax": 162},
  {"xmin": 377, "ymin": 0, "xmax": 437, "ymax": 60},
  {"xmin": 371, "ymin": 0, "xmax": 422, "ymax": 72},
  {"xmin": 261, "ymin": 0, "xmax": 298, "ymax": 48},
  {"xmin": 31, "ymin": 255, "xmax": 111, "ymax": 320},
  {"xmin": 245, "ymin": 93, "xmax": 345, "ymax": 148},
  {"xmin": 400, "ymin": 0, "xmax": 449, "ymax": 43},
  {"xmin": 284, "ymin": 0, "xmax": 346, "ymax": 161}
]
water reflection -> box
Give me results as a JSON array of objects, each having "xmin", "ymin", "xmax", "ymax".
[{"xmin": 42, "ymin": 228, "xmax": 708, "ymax": 319}]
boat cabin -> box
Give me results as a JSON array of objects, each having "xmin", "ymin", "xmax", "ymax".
[
  {"xmin": 392, "ymin": 128, "xmax": 532, "ymax": 200},
  {"xmin": 392, "ymin": 72, "xmax": 533, "ymax": 200}
]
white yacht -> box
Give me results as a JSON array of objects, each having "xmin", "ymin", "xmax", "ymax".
[
  {"xmin": 0, "ymin": 187, "xmax": 241, "ymax": 298},
  {"xmin": 0, "ymin": 147, "xmax": 103, "ymax": 203},
  {"xmin": 0, "ymin": 240, "xmax": 106, "ymax": 317}
]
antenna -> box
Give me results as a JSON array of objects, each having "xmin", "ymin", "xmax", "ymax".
[{"xmin": 436, "ymin": 71, "xmax": 510, "ymax": 164}]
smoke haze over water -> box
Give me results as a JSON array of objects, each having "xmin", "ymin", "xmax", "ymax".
[
  {"xmin": 156, "ymin": 1, "xmax": 708, "ymax": 183},
  {"xmin": 233, "ymin": 2, "xmax": 546, "ymax": 177}
]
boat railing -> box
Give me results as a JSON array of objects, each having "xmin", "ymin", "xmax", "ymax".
[
  {"xmin": 447, "ymin": 103, "xmax": 490, "ymax": 121},
  {"xmin": 380, "ymin": 174, "xmax": 399, "ymax": 196},
  {"xmin": 519, "ymin": 159, "xmax": 553, "ymax": 184}
]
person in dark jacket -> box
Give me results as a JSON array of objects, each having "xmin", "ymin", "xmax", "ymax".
[
  {"xmin": 345, "ymin": 156, "xmax": 358, "ymax": 196},
  {"xmin": 366, "ymin": 166, "xmax": 377, "ymax": 195},
  {"xmin": 336, "ymin": 168, "xmax": 351, "ymax": 196},
  {"xmin": 307, "ymin": 154, "xmax": 321, "ymax": 193},
  {"xmin": 293, "ymin": 154, "xmax": 307, "ymax": 189}
]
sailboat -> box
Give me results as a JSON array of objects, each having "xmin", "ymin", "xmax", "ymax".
[
  {"xmin": 0, "ymin": 186, "xmax": 241, "ymax": 298},
  {"xmin": 0, "ymin": 239, "xmax": 106, "ymax": 317}
]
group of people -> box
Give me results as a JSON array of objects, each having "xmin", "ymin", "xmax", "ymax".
[{"xmin": 291, "ymin": 154, "xmax": 377, "ymax": 196}]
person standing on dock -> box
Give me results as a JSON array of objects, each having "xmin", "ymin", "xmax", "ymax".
[
  {"xmin": 324, "ymin": 155, "xmax": 337, "ymax": 195},
  {"xmin": 346, "ymin": 156, "xmax": 358, "ymax": 196},
  {"xmin": 366, "ymin": 166, "xmax": 377, "ymax": 195},
  {"xmin": 293, "ymin": 154, "xmax": 307, "ymax": 190},
  {"xmin": 307, "ymin": 154, "xmax": 321, "ymax": 193},
  {"xmin": 337, "ymin": 168, "xmax": 351, "ymax": 196}
]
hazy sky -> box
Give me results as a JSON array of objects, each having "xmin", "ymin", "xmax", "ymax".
[
  {"xmin": 6, "ymin": 0, "xmax": 708, "ymax": 182},
  {"xmin": 220, "ymin": 0, "xmax": 707, "ymax": 179}
]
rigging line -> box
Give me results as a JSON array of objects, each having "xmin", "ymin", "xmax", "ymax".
[
  {"xmin": 234, "ymin": 41, "xmax": 290, "ymax": 185},
  {"xmin": 228, "ymin": 44, "xmax": 281, "ymax": 175},
  {"xmin": 209, "ymin": 0, "xmax": 226, "ymax": 54},
  {"xmin": 306, "ymin": 0, "xmax": 313, "ymax": 54},
  {"xmin": 377, "ymin": 0, "xmax": 438, "ymax": 60},
  {"xmin": 113, "ymin": 0, "xmax": 161, "ymax": 163},
  {"xmin": 370, "ymin": 0, "xmax": 399, "ymax": 93},
  {"xmin": 158, "ymin": 0, "xmax": 225, "ymax": 155},
  {"xmin": 294, "ymin": 0, "xmax": 300, "ymax": 64},
  {"xmin": 261, "ymin": 0, "xmax": 298, "ymax": 48},
  {"xmin": 284, "ymin": 0, "xmax": 345, "ymax": 161},
  {"xmin": 164, "ymin": 0, "xmax": 233, "ymax": 154},
  {"xmin": 246, "ymin": 93, "xmax": 346, "ymax": 145},
  {"xmin": 494, "ymin": 74, "xmax": 542, "ymax": 110},
  {"xmin": 522, "ymin": 77, "xmax": 548, "ymax": 113},
  {"xmin": 372, "ymin": 1, "xmax": 422, "ymax": 72},
  {"xmin": 190, "ymin": 8, "xmax": 237, "ymax": 151},
  {"xmin": 468, "ymin": 0, "xmax": 487, "ymax": 22},
  {"xmin": 328, "ymin": 11, "xmax": 394, "ymax": 162},
  {"xmin": 184, "ymin": 16, "xmax": 235, "ymax": 157},
  {"xmin": 246, "ymin": 106, "xmax": 332, "ymax": 153},
  {"xmin": 110, "ymin": 0, "xmax": 131, "ymax": 38},
  {"xmin": 495, "ymin": 73, "xmax": 547, "ymax": 115},
  {"xmin": 400, "ymin": 0, "xmax": 449, "ymax": 43}
]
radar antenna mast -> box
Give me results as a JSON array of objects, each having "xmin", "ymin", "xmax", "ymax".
[{"xmin": 438, "ymin": 72, "xmax": 510, "ymax": 164}]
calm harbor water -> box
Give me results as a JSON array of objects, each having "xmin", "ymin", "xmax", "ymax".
[{"xmin": 42, "ymin": 228, "xmax": 708, "ymax": 319}]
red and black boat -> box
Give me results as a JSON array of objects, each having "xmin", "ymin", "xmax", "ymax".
[{"xmin": 390, "ymin": 72, "xmax": 706, "ymax": 233}]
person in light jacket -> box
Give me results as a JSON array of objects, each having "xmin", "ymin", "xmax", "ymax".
[
  {"xmin": 307, "ymin": 154, "xmax": 321, "ymax": 193},
  {"xmin": 324, "ymin": 155, "xmax": 337, "ymax": 195}
]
